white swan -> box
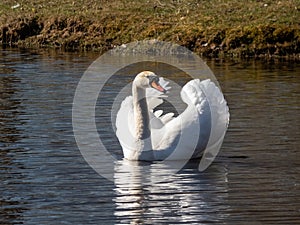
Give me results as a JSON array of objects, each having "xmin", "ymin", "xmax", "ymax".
[{"xmin": 116, "ymin": 71, "xmax": 229, "ymax": 161}]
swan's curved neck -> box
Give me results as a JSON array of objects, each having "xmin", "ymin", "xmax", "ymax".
[{"xmin": 132, "ymin": 85, "xmax": 150, "ymax": 140}]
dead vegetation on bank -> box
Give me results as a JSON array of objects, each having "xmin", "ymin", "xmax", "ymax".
[{"xmin": 0, "ymin": 0, "xmax": 299, "ymax": 57}]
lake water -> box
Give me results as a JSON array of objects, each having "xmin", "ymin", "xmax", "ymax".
[{"xmin": 0, "ymin": 48, "xmax": 299, "ymax": 224}]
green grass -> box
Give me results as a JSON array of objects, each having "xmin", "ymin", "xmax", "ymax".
[{"xmin": 0, "ymin": 0, "xmax": 299, "ymax": 57}]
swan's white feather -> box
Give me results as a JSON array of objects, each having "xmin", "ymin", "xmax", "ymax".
[
  {"xmin": 160, "ymin": 113, "xmax": 174, "ymax": 124},
  {"xmin": 154, "ymin": 110, "xmax": 163, "ymax": 118}
]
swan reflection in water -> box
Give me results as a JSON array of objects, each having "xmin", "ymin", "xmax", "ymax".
[{"xmin": 113, "ymin": 159, "xmax": 229, "ymax": 224}]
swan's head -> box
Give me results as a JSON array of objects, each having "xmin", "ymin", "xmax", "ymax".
[{"xmin": 133, "ymin": 71, "xmax": 166, "ymax": 93}]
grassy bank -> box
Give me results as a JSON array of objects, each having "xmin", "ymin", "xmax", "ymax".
[{"xmin": 0, "ymin": 0, "xmax": 299, "ymax": 57}]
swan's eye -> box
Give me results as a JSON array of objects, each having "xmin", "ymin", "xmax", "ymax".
[{"xmin": 151, "ymin": 76, "xmax": 159, "ymax": 83}]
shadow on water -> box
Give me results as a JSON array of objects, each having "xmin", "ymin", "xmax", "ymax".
[{"xmin": 0, "ymin": 48, "xmax": 299, "ymax": 224}]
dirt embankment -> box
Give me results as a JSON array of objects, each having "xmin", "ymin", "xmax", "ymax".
[{"xmin": 1, "ymin": 1, "xmax": 299, "ymax": 58}]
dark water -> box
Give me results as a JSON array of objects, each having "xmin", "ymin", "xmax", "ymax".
[{"xmin": 0, "ymin": 48, "xmax": 299, "ymax": 224}]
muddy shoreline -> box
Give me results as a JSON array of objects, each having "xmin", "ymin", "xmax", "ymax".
[{"xmin": 1, "ymin": 1, "xmax": 299, "ymax": 58}]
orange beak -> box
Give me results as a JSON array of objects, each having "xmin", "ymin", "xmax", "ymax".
[{"xmin": 151, "ymin": 80, "xmax": 166, "ymax": 93}]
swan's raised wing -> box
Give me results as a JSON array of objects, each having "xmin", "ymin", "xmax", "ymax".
[
  {"xmin": 152, "ymin": 79, "xmax": 229, "ymax": 161},
  {"xmin": 183, "ymin": 79, "xmax": 229, "ymax": 158}
]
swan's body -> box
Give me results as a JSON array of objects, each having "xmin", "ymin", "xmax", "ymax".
[{"xmin": 116, "ymin": 71, "xmax": 229, "ymax": 161}]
